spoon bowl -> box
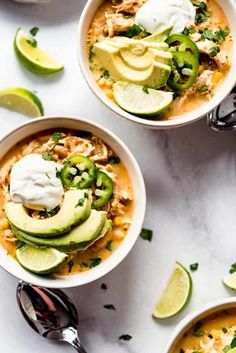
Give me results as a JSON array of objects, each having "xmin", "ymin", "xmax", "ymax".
[{"xmin": 16, "ymin": 282, "xmax": 87, "ymax": 352}]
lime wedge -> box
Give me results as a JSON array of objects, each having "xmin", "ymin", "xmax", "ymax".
[
  {"xmin": 14, "ymin": 28, "xmax": 64, "ymax": 75},
  {"xmin": 0, "ymin": 87, "xmax": 43, "ymax": 117},
  {"xmin": 223, "ymin": 272, "xmax": 236, "ymax": 290},
  {"xmin": 113, "ymin": 82, "xmax": 173, "ymax": 116},
  {"xmin": 153, "ymin": 262, "xmax": 192, "ymax": 319},
  {"xmin": 16, "ymin": 245, "xmax": 68, "ymax": 275}
]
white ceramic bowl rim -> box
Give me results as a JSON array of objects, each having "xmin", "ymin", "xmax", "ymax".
[
  {"xmin": 0, "ymin": 115, "xmax": 146, "ymax": 288},
  {"xmin": 164, "ymin": 296, "xmax": 236, "ymax": 353},
  {"xmin": 77, "ymin": 0, "xmax": 236, "ymax": 129}
]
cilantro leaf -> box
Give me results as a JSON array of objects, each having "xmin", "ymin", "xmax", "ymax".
[
  {"xmin": 119, "ymin": 334, "xmax": 132, "ymax": 341},
  {"xmin": 29, "ymin": 26, "xmax": 39, "ymax": 37},
  {"xmin": 140, "ymin": 228, "xmax": 153, "ymax": 242},
  {"xmin": 42, "ymin": 152, "xmax": 53, "ymax": 161},
  {"xmin": 104, "ymin": 304, "xmax": 116, "ymax": 311}
]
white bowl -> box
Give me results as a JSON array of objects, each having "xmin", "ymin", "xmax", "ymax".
[
  {"xmin": 164, "ymin": 297, "xmax": 236, "ymax": 352},
  {"xmin": 77, "ymin": 0, "xmax": 236, "ymax": 129},
  {"xmin": 0, "ymin": 116, "xmax": 146, "ymax": 288}
]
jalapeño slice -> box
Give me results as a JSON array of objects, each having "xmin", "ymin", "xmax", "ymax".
[
  {"xmin": 166, "ymin": 34, "xmax": 199, "ymax": 58},
  {"xmin": 168, "ymin": 51, "xmax": 199, "ymax": 91},
  {"xmin": 61, "ymin": 155, "xmax": 97, "ymax": 189},
  {"xmin": 92, "ymin": 171, "xmax": 114, "ymax": 209}
]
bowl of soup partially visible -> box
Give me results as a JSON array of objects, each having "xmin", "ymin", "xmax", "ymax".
[
  {"xmin": 164, "ymin": 297, "xmax": 236, "ymax": 353},
  {"xmin": 0, "ymin": 116, "xmax": 146, "ymax": 288},
  {"xmin": 78, "ymin": 0, "xmax": 236, "ymax": 128}
]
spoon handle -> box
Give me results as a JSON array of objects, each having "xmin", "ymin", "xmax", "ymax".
[{"xmin": 63, "ymin": 327, "xmax": 88, "ymax": 353}]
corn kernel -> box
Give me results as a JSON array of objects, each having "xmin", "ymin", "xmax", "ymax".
[
  {"xmin": 114, "ymin": 216, "xmax": 122, "ymax": 226},
  {"xmin": 212, "ymin": 71, "xmax": 223, "ymax": 85},
  {"xmin": 212, "ymin": 330, "xmax": 221, "ymax": 340},
  {"xmin": 106, "ymin": 90, "xmax": 113, "ymax": 99}
]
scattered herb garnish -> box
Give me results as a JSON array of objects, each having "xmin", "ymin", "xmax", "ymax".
[
  {"xmin": 200, "ymin": 27, "xmax": 230, "ymax": 44},
  {"xmin": 140, "ymin": 228, "xmax": 153, "ymax": 242},
  {"xmin": 52, "ymin": 132, "xmax": 63, "ymax": 143},
  {"xmin": 231, "ymin": 337, "xmax": 236, "ymax": 348},
  {"xmin": 89, "ymin": 45, "xmax": 94, "ymax": 62},
  {"xmin": 194, "ymin": 2, "xmax": 210, "ymax": 24},
  {"xmin": 39, "ymin": 208, "xmax": 57, "ymax": 218},
  {"xmin": 68, "ymin": 259, "xmax": 74, "ymax": 273},
  {"xmin": 190, "ymin": 263, "xmax": 199, "ymax": 271},
  {"xmin": 123, "ymin": 14, "xmax": 132, "ymax": 19},
  {"xmin": 101, "ymin": 68, "xmax": 110, "ymax": 78},
  {"xmin": 55, "ymin": 168, "xmax": 61, "ymax": 179},
  {"xmin": 26, "ymin": 38, "xmax": 37, "ymax": 48},
  {"xmin": 222, "ymin": 327, "xmax": 228, "ymax": 333},
  {"xmin": 29, "ymin": 26, "xmax": 39, "ymax": 37},
  {"xmin": 230, "ymin": 263, "xmax": 236, "ymax": 274},
  {"xmin": 209, "ymin": 46, "xmax": 220, "ymax": 58},
  {"xmin": 192, "ymin": 321, "xmax": 204, "ymax": 337},
  {"xmin": 119, "ymin": 334, "xmax": 132, "ymax": 341},
  {"xmin": 105, "ymin": 240, "xmax": 113, "ymax": 251},
  {"xmin": 196, "ymin": 85, "xmax": 209, "ymax": 93},
  {"xmin": 81, "ymin": 262, "xmax": 89, "ymax": 268},
  {"xmin": 223, "ymin": 345, "xmax": 231, "ymax": 353},
  {"xmin": 142, "ymin": 85, "xmax": 149, "ymax": 94},
  {"xmin": 42, "ymin": 152, "xmax": 53, "ymax": 161},
  {"xmin": 124, "ymin": 24, "xmax": 145, "ymax": 38},
  {"xmin": 89, "ymin": 257, "xmax": 101, "ymax": 268},
  {"xmin": 183, "ymin": 27, "xmax": 195, "ymax": 36},
  {"xmin": 101, "ymin": 283, "xmax": 107, "ymax": 290},
  {"xmin": 104, "ymin": 304, "xmax": 116, "ymax": 311},
  {"xmin": 75, "ymin": 198, "xmax": 86, "ymax": 207},
  {"xmin": 108, "ymin": 156, "xmax": 121, "ymax": 164},
  {"xmin": 45, "ymin": 172, "xmax": 51, "ymax": 179}
]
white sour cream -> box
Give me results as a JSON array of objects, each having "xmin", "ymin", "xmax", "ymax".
[
  {"xmin": 10, "ymin": 154, "xmax": 64, "ymax": 211},
  {"xmin": 135, "ymin": 0, "xmax": 196, "ymax": 35}
]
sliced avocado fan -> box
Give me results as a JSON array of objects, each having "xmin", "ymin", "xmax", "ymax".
[{"xmin": 5, "ymin": 190, "xmax": 92, "ymax": 237}]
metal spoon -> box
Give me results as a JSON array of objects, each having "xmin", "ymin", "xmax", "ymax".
[
  {"xmin": 16, "ymin": 281, "xmax": 87, "ymax": 353},
  {"xmin": 207, "ymin": 86, "xmax": 236, "ymax": 131}
]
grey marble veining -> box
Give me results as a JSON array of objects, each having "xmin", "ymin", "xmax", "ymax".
[{"xmin": 0, "ymin": 0, "xmax": 236, "ymax": 352}]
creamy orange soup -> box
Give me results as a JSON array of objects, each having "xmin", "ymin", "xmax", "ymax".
[
  {"xmin": 87, "ymin": 0, "xmax": 233, "ymax": 120},
  {"xmin": 0, "ymin": 130, "xmax": 134, "ymax": 275},
  {"xmin": 171, "ymin": 308, "xmax": 236, "ymax": 353}
]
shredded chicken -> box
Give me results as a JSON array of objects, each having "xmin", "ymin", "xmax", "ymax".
[
  {"xmin": 0, "ymin": 156, "xmax": 17, "ymax": 185},
  {"xmin": 104, "ymin": 13, "xmax": 134, "ymax": 37},
  {"xmin": 63, "ymin": 136, "xmax": 94, "ymax": 157},
  {"xmin": 190, "ymin": 32, "xmax": 202, "ymax": 42},
  {"xmin": 113, "ymin": 0, "xmax": 145, "ymax": 14},
  {"xmin": 196, "ymin": 40, "xmax": 229, "ymax": 66},
  {"xmin": 90, "ymin": 137, "xmax": 109, "ymax": 162},
  {"xmin": 196, "ymin": 70, "xmax": 214, "ymax": 91}
]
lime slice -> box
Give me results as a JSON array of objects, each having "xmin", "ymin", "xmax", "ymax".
[
  {"xmin": 223, "ymin": 272, "xmax": 236, "ymax": 290},
  {"xmin": 14, "ymin": 28, "xmax": 64, "ymax": 75},
  {"xmin": 16, "ymin": 245, "xmax": 68, "ymax": 275},
  {"xmin": 153, "ymin": 262, "xmax": 192, "ymax": 319},
  {"xmin": 113, "ymin": 82, "xmax": 173, "ymax": 116},
  {"xmin": 0, "ymin": 88, "xmax": 43, "ymax": 117}
]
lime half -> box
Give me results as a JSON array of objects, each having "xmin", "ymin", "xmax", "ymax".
[
  {"xmin": 16, "ymin": 245, "xmax": 68, "ymax": 275},
  {"xmin": 223, "ymin": 272, "xmax": 236, "ymax": 290},
  {"xmin": 113, "ymin": 82, "xmax": 173, "ymax": 116},
  {"xmin": 0, "ymin": 87, "xmax": 43, "ymax": 117},
  {"xmin": 14, "ymin": 28, "xmax": 64, "ymax": 75},
  {"xmin": 153, "ymin": 262, "xmax": 192, "ymax": 319}
]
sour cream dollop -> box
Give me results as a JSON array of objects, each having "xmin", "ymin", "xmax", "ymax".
[
  {"xmin": 135, "ymin": 0, "xmax": 196, "ymax": 35},
  {"xmin": 10, "ymin": 154, "xmax": 64, "ymax": 211}
]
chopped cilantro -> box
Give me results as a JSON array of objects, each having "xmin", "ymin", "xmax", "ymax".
[
  {"xmin": 101, "ymin": 68, "xmax": 110, "ymax": 78},
  {"xmin": 214, "ymin": 27, "xmax": 230, "ymax": 44},
  {"xmin": 67, "ymin": 259, "xmax": 74, "ymax": 273},
  {"xmin": 104, "ymin": 304, "xmax": 116, "ymax": 311},
  {"xmin": 29, "ymin": 26, "xmax": 39, "ymax": 37},
  {"xmin": 101, "ymin": 283, "xmax": 107, "ymax": 290},
  {"xmin": 201, "ymin": 29, "xmax": 214, "ymax": 41},
  {"xmin": 230, "ymin": 263, "xmax": 236, "ymax": 274},
  {"xmin": 105, "ymin": 240, "xmax": 113, "ymax": 251},
  {"xmin": 182, "ymin": 27, "xmax": 196, "ymax": 36},
  {"xmin": 55, "ymin": 168, "xmax": 61, "ymax": 179},
  {"xmin": 142, "ymin": 85, "xmax": 149, "ymax": 94},
  {"xmin": 26, "ymin": 38, "xmax": 37, "ymax": 48},
  {"xmin": 190, "ymin": 263, "xmax": 199, "ymax": 271},
  {"xmin": 75, "ymin": 198, "xmax": 85, "ymax": 207},
  {"xmin": 196, "ymin": 85, "xmax": 209, "ymax": 93},
  {"xmin": 39, "ymin": 208, "xmax": 57, "ymax": 218},
  {"xmin": 89, "ymin": 45, "xmax": 94, "ymax": 62},
  {"xmin": 108, "ymin": 156, "xmax": 121, "ymax": 164},
  {"xmin": 52, "ymin": 132, "xmax": 63, "ymax": 143},
  {"xmin": 123, "ymin": 15, "xmax": 132, "ymax": 19},
  {"xmin": 223, "ymin": 345, "xmax": 231, "ymax": 353},
  {"xmin": 119, "ymin": 334, "xmax": 132, "ymax": 341},
  {"xmin": 140, "ymin": 228, "xmax": 153, "ymax": 242},
  {"xmin": 194, "ymin": 2, "xmax": 210, "ymax": 24},
  {"xmin": 42, "ymin": 152, "xmax": 53, "ymax": 161},
  {"xmin": 89, "ymin": 257, "xmax": 101, "ymax": 268},
  {"xmin": 231, "ymin": 337, "xmax": 236, "ymax": 348},
  {"xmin": 45, "ymin": 172, "xmax": 51, "ymax": 179},
  {"xmin": 124, "ymin": 24, "xmax": 145, "ymax": 38},
  {"xmin": 222, "ymin": 327, "xmax": 228, "ymax": 333},
  {"xmin": 81, "ymin": 262, "xmax": 89, "ymax": 268},
  {"xmin": 208, "ymin": 46, "xmax": 220, "ymax": 57}
]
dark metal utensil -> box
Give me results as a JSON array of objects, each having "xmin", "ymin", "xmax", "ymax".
[
  {"xmin": 16, "ymin": 282, "xmax": 87, "ymax": 353},
  {"xmin": 207, "ymin": 87, "xmax": 236, "ymax": 131}
]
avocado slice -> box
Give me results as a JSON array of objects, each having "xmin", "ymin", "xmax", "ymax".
[
  {"xmin": 94, "ymin": 41, "xmax": 171, "ymax": 88},
  {"xmin": 6, "ymin": 190, "xmax": 92, "ymax": 237},
  {"xmin": 12, "ymin": 210, "xmax": 107, "ymax": 252},
  {"xmin": 143, "ymin": 26, "xmax": 173, "ymax": 42}
]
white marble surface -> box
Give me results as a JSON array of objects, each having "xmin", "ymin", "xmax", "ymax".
[{"xmin": 0, "ymin": 0, "xmax": 236, "ymax": 352}]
